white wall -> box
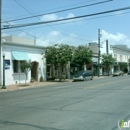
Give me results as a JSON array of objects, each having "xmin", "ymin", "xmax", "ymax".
[
  {"xmin": 113, "ymin": 48, "xmax": 130, "ymax": 62},
  {"xmin": 2, "ymin": 36, "xmax": 36, "ymax": 45},
  {"xmin": 2, "ymin": 43, "xmax": 46, "ymax": 85}
]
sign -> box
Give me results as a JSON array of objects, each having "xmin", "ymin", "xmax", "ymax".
[{"xmin": 5, "ymin": 60, "xmax": 10, "ymax": 70}]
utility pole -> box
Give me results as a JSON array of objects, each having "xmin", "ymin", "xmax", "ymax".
[
  {"xmin": 98, "ymin": 29, "xmax": 101, "ymax": 77},
  {"xmin": 0, "ymin": 0, "xmax": 2, "ymax": 86},
  {"xmin": 106, "ymin": 39, "xmax": 108, "ymax": 54}
]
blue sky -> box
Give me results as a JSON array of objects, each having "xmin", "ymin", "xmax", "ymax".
[{"xmin": 2, "ymin": 0, "xmax": 130, "ymax": 47}]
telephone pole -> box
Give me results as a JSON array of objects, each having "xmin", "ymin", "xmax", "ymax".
[
  {"xmin": 0, "ymin": 0, "xmax": 2, "ymax": 86},
  {"xmin": 98, "ymin": 29, "xmax": 101, "ymax": 77},
  {"xmin": 106, "ymin": 39, "xmax": 108, "ymax": 54}
]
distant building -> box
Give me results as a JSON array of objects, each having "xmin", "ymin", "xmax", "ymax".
[{"xmin": 88, "ymin": 42, "xmax": 130, "ymax": 75}]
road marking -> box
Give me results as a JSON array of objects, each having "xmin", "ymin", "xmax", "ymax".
[{"xmin": 84, "ymin": 78, "xmax": 130, "ymax": 89}]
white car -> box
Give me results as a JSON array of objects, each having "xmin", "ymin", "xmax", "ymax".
[{"xmin": 113, "ymin": 70, "xmax": 124, "ymax": 76}]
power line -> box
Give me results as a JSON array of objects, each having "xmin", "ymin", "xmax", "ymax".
[
  {"xmin": 3, "ymin": 11, "xmax": 130, "ymax": 33},
  {"xmin": 2, "ymin": 0, "xmax": 100, "ymax": 21},
  {"xmin": 2, "ymin": 6, "xmax": 130, "ymax": 30},
  {"xmin": 2, "ymin": 0, "xmax": 94, "ymax": 46},
  {"xmin": 3, "ymin": 21, "xmax": 52, "ymax": 45},
  {"xmin": 2, "ymin": 0, "xmax": 114, "ymax": 23},
  {"xmin": 11, "ymin": 0, "xmax": 94, "ymax": 42}
]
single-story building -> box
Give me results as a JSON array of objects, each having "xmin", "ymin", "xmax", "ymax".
[{"xmin": 0, "ymin": 36, "xmax": 46, "ymax": 86}]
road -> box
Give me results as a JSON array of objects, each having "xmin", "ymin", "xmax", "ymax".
[{"xmin": 0, "ymin": 75, "xmax": 130, "ymax": 130}]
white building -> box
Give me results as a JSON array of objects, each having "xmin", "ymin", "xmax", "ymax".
[
  {"xmin": 88, "ymin": 42, "xmax": 130, "ymax": 75},
  {"xmin": 0, "ymin": 36, "xmax": 46, "ymax": 86},
  {"xmin": 113, "ymin": 45, "xmax": 130, "ymax": 71}
]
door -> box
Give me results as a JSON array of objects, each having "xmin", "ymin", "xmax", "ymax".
[{"xmin": 31, "ymin": 61, "xmax": 38, "ymax": 81}]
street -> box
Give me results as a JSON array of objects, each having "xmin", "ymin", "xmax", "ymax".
[{"xmin": 0, "ymin": 75, "xmax": 130, "ymax": 130}]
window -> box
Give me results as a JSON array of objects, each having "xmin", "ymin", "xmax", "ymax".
[
  {"xmin": 120, "ymin": 55, "xmax": 122, "ymax": 61},
  {"xmin": 114, "ymin": 54, "xmax": 117, "ymax": 59},
  {"xmin": 125, "ymin": 56, "xmax": 127, "ymax": 60},
  {"xmin": 110, "ymin": 45, "xmax": 113, "ymax": 50},
  {"xmin": 13, "ymin": 60, "xmax": 18, "ymax": 73},
  {"xmin": 13, "ymin": 60, "xmax": 26, "ymax": 73}
]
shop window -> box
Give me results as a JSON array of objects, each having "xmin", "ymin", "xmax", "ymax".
[{"xmin": 13, "ymin": 60, "xmax": 26, "ymax": 73}]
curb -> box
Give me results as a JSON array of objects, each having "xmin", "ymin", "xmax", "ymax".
[{"xmin": 0, "ymin": 81, "xmax": 72, "ymax": 93}]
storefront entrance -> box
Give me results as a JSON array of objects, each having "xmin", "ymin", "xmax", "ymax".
[{"xmin": 31, "ymin": 61, "xmax": 38, "ymax": 81}]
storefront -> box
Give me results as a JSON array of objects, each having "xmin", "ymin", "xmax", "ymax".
[{"xmin": 1, "ymin": 41, "xmax": 46, "ymax": 85}]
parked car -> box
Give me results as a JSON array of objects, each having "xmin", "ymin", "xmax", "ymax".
[
  {"xmin": 113, "ymin": 70, "xmax": 124, "ymax": 76},
  {"xmin": 128, "ymin": 71, "xmax": 130, "ymax": 75},
  {"xmin": 73, "ymin": 70, "xmax": 93, "ymax": 81}
]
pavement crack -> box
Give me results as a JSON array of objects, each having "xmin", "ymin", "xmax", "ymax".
[{"xmin": 0, "ymin": 120, "xmax": 64, "ymax": 130}]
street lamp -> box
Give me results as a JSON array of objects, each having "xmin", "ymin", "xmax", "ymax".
[{"xmin": 2, "ymin": 51, "xmax": 6, "ymax": 89}]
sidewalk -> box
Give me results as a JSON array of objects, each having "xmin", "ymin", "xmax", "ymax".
[
  {"xmin": 0, "ymin": 77, "xmax": 107, "ymax": 92},
  {"xmin": 0, "ymin": 79, "xmax": 73, "ymax": 92}
]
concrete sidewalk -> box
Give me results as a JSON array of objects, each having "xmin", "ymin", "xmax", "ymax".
[
  {"xmin": 0, "ymin": 76, "xmax": 107, "ymax": 92},
  {"xmin": 0, "ymin": 79, "xmax": 73, "ymax": 92}
]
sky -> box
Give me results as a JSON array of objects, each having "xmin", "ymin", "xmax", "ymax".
[{"xmin": 2, "ymin": 0, "xmax": 130, "ymax": 47}]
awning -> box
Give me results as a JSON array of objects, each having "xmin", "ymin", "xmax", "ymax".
[{"xmin": 12, "ymin": 51, "xmax": 29, "ymax": 60}]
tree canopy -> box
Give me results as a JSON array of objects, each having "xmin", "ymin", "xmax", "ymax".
[
  {"xmin": 72, "ymin": 45, "xmax": 93, "ymax": 66},
  {"xmin": 101, "ymin": 54, "xmax": 116, "ymax": 75},
  {"xmin": 102, "ymin": 54, "xmax": 116, "ymax": 66},
  {"xmin": 21, "ymin": 60, "xmax": 33, "ymax": 85},
  {"xmin": 45, "ymin": 44, "xmax": 73, "ymax": 65}
]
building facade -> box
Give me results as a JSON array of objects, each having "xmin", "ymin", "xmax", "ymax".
[
  {"xmin": 113, "ymin": 45, "xmax": 130, "ymax": 72},
  {"xmin": 88, "ymin": 42, "xmax": 130, "ymax": 75},
  {"xmin": 0, "ymin": 36, "xmax": 46, "ymax": 86}
]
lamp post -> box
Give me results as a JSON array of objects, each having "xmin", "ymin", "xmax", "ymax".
[
  {"xmin": 2, "ymin": 51, "xmax": 6, "ymax": 89},
  {"xmin": 98, "ymin": 29, "xmax": 101, "ymax": 77}
]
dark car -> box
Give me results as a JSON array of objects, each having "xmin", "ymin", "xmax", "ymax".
[
  {"xmin": 73, "ymin": 70, "xmax": 93, "ymax": 81},
  {"xmin": 113, "ymin": 70, "xmax": 124, "ymax": 76}
]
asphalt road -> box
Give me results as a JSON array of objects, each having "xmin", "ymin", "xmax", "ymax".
[{"xmin": 0, "ymin": 75, "xmax": 130, "ymax": 130}]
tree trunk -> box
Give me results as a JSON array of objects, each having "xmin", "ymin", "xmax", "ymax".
[
  {"xmin": 25, "ymin": 73, "xmax": 27, "ymax": 85},
  {"xmin": 107, "ymin": 66, "xmax": 110, "ymax": 76},
  {"xmin": 59, "ymin": 66, "xmax": 62, "ymax": 82}
]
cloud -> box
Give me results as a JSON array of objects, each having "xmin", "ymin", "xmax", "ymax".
[
  {"xmin": 66, "ymin": 13, "xmax": 75, "ymax": 18},
  {"xmin": 101, "ymin": 30, "xmax": 130, "ymax": 48},
  {"xmin": 49, "ymin": 30, "xmax": 60, "ymax": 36},
  {"xmin": 18, "ymin": 32, "xmax": 34, "ymax": 38},
  {"xmin": 19, "ymin": 32, "xmax": 28, "ymax": 37},
  {"xmin": 36, "ymin": 30, "xmax": 61, "ymax": 46},
  {"xmin": 40, "ymin": 13, "xmax": 75, "ymax": 21},
  {"xmin": 36, "ymin": 30, "xmax": 85, "ymax": 47},
  {"xmin": 41, "ymin": 14, "xmax": 61, "ymax": 21},
  {"xmin": 113, "ymin": 11, "xmax": 124, "ymax": 15},
  {"xmin": 36, "ymin": 39, "xmax": 50, "ymax": 46}
]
